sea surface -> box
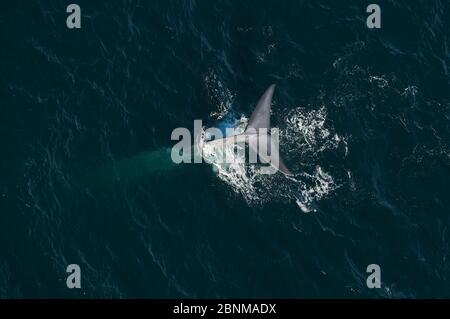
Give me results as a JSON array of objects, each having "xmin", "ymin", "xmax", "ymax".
[{"xmin": 0, "ymin": 0, "xmax": 449, "ymax": 298}]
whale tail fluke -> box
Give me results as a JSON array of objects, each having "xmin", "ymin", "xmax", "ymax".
[{"xmin": 206, "ymin": 84, "xmax": 293, "ymax": 176}]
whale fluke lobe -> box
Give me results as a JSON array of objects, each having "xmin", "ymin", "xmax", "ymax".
[{"xmin": 245, "ymin": 84, "xmax": 275, "ymax": 132}]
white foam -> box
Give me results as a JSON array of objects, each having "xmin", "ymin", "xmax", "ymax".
[
  {"xmin": 203, "ymin": 70, "xmax": 234, "ymax": 120},
  {"xmin": 283, "ymin": 105, "xmax": 347, "ymax": 155}
]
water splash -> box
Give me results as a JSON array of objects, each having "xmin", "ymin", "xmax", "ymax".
[
  {"xmin": 199, "ymin": 105, "xmax": 346, "ymax": 211},
  {"xmin": 201, "ymin": 116, "xmax": 262, "ymax": 202}
]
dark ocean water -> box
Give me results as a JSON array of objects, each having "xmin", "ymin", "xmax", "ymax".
[{"xmin": 1, "ymin": 0, "xmax": 450, "ymax": 298}]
